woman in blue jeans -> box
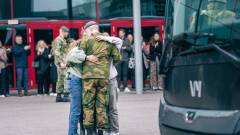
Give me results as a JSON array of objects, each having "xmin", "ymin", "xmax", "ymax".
[{"xmin": 66, "ymin": 39, "xmax": 98, "ymax": 135}]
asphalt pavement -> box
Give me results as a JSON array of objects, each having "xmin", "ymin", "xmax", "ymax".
[{"xmin": 0, "ymin": 91, "xmax": 161, "ymax": 135}]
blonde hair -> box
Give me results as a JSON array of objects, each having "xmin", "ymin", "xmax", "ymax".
[{"xmin": 36, "ymin": 40, "xmax": 48, "ymax": 51}]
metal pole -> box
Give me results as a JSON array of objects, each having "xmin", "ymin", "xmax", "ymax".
[{"xmin": 133, "ymin": 0, "xmax": 143, "ymax": 94}]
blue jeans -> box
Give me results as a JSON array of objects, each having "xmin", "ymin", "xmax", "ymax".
[
  {"xmin": 16, "ymin": 68, "xmax": 28, "ymax": 93},
  {"xmin": 67, "ymin": 74, "xmax": 83, "ymax": 135}
]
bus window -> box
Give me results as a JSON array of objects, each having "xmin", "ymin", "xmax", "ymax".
[
  {"xmin": 99, "ymin": 22, "xmax": 111, "ymax": 35},
  {"xmin": 14, "ymin": 0, "xmax": 69, "ymax": 20},
  {"xmin": 33, "ymin": 29, "xmax": 53, "ymax": 46},
  {"xmin": 0, "ymin": 29, "xmax": 11, "ymax": 46},
  {"xmin": 98, "ymin": 0, "xmax": 166, "ymax": 19},
  {"xmin": 69, "ymin": 28, "xmax": 79, "ymax": 40},
  {"xmin": 142, "ymin": 27, "xmax": 160, "ymax": 42},
  {"xmin": 0, "ymin": 0, "xmax": 11, "ymax": 20},
  {"xmin": 72, "ymin": 0, "xmax": 96, "ymax": 20}
]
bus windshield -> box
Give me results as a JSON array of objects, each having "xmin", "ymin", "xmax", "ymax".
[{"xmin": 172, "ymin": 0, "xmax": 240, "ymax": 42}]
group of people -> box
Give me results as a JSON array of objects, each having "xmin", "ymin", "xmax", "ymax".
[
  {"xmin": 116, "ymin": 29, "xmax": 164, "ymax": 92},
  {"xmin": 0, "ymin": 35, "xmax": 31, "ymax": 97},
  {"xmin": 0, "ymin": 27, "xmax": 164, "ymax": 99},
  {"xmin": 0, "ymin": 21, "xmax": 164, "ymax": 135}
]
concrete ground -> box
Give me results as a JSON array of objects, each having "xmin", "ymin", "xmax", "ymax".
[{"xmin": 0, "ymin": 91, "xmax": 161, "ymax": 135}]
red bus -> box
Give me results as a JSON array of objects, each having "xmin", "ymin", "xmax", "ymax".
[{"xmin": 0, "ymin": 0, "xmax": 165, "ymax": 89}]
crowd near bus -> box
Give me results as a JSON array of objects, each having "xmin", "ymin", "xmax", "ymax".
[{"xmin": 0, "ymin": 21, "xmax": 163, "ymax": 135}]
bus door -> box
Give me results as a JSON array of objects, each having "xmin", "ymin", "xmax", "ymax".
[
  {"xmin": 28, "ymin": 22, "xmax": 84, "ymax": 88},
  {"xmin": 0, "ymin": 24, "xmax": 27, "ymax": 90}
]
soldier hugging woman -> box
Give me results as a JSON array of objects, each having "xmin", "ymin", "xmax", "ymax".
[{"xmin": 64, "ymin": 21, "xmax": 122, "ymax": 135}]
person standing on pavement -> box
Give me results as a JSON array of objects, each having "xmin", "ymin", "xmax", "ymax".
[
  {"xmin": 48, "ymin": 43, "xmax": 57, "ymax": 96},
  {"xmin": 53, "ymin": 26, "xmax": 70, "ymax": 102},
  {"xmin": 141, "ymin": 40, "xmax": 149, "ymax": 89},
  {"xmin": 117, "ymin": 29, "xmax": 132, "ymax": 93},
  {"xmin": 34, "ymin": 40, "xmax": 50, "ymax": 95},
  {"xmin": 12, "ymin": 35, "xmax": 31, "ymax": 97},
  {"xmin": 150, "ymin": 33, "xmax": 163, "ymax": 90},
  {"xmin": 66, "ymin": 39, "xmax": 98, "ymax": 135},
  {"xmin": 97, "ymin": 33, "xmax": 122, "ymax": 135},
  {"xmin": 127, "ymin": 33, "xmax": 135, "ymax": 89},
  {"xmin": 80, "ymin": 21, "xmax": 121, "ymax": 135},
  {"xmin": 0, "ymin": 41, "xmax": 9, "ymax": 97}
]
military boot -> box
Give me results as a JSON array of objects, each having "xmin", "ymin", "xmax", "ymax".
[
  {"xmin": 80, "ymin": 122, "xmax": 85, "ymax": 135},
  {"xmin": 97, "ymin": 130, "xmax": 104, "ymax": 135},
  {"xmin": 56, "ymin": 93, "xmax": 63, "ymax": 102},
  {"xmin": 63, "ymin": 92, "xmax": 70, "ymax": 102},
  {"xmin": 86, "ymin": 128, "xmax": 95, "ymax": 135}
]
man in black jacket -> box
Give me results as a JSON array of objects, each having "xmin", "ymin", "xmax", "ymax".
[{"xmin": 12, "ymin": 35, "xmax": 31, "ymax": 97}]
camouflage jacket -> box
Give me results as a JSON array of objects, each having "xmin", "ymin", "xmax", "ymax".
[
  {"xmin": 53, "ymin": 36, "xmax": 69, "ymax": 68},
  {"xmin": 80, "ymin": 33, "xmax": 121, "ymax": 79}
]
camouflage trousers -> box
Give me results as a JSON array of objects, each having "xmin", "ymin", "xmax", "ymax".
[
  {"xmin": 56, "ymin": 69, "xmax": 68, "ymax": 94},
  {"xmin": 82, "ymin": 78, "xmax": 109, "ymax": 131}
]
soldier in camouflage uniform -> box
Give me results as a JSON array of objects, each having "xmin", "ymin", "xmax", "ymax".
[
  {"xmin": 80, "ymin": 21, "xmax": 121, "ymax": 135},
  {"xmin": 189, "ymin": 0, "xmax": 235, "ymax": 31},
  {"xmin": 53, "ymin": 26, "xmax": 70, "ymax": 102}
]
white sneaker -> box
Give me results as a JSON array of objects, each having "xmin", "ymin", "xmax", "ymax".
[
  {"xmin": 159, "ymin": 86, "xmax": 163, "ymax": 90},
  {"xmin": 110, "ymin": 132, "xmax": 119, "ymax": 135},
  {"xmin": 50, "ymin": 93, "xmax": 57, "ymax": 96},
  {"xmin": 117, "ymin": 88, "xmax": 120, "ymax": 93},
  {"xmin": 124, "ymin": 87, "xmax": 131, "ymax": 93},
  {"xmin": 0, "ymin": 95, "xmax": 5, "ymax": 98}
]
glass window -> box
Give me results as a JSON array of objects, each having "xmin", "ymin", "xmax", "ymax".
[
  {"xmin": 98, "ymin": 0, "xmax": 166, "ymax": 19},
  {"xmin": 99, "ymin": 22, "xmax": 111, "ymax": 34},
  {"xmin": 0, "ymin": 29, "xmax": 12, "ymax": 46},
  {"xmin": 98, "ymin": 0, "xmax": 133, "ymax": 19},
  {"xmin": 69, "ymin": 28, "xmax": 79, "ymax": 40},
  {"xmin": 141, "ymin": 0, "xmax": 166, "ymax": 17},
  {"xmin": 14, "ymin": 0, "xmax": 69, "ymax": 20},
  {"xmin": 172, "ymin": 0, "xmax": 240, "ymax": 45},
  {"xmin": 72, "ymin": 0, "xmax": 96, "ymax": 20},
  {"xmin": 0, "ymin": 0, "xmax": 11, "ymax": 20},
  {"xmin": 33, "ymin": 29, "xmax": 53, "ymax": 45}
]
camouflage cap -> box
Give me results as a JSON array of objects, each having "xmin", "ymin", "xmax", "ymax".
[
  {"xmin": 84, "ymin": 21, "xmax": 98, "ymax": 30},
  {"xmin": 208, "ymin": 0, "xmax": 227, "ymax": 3},
  {"xmin": 60, "ymin": 26, "xmax": 69, "ymax": 32}
]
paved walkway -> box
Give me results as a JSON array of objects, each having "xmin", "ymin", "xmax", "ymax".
[{"xmin": 0, "ymin": 91, "xmax": 161, "ymax": 135}]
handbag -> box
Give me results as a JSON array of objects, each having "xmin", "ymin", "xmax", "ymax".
[
  {"xmin": 128, "ymin": 52, "xmax": 135, "ymax": 69},
  {"xmin": 32, "ymin": 60, "xmax": 40, "ymax": 68}
]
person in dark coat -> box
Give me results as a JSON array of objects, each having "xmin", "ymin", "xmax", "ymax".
[
  {"xmin": 117, "ymin": 29, "xmax": 132, "ymax": 93},
  {"xmin": 48, "ymin": 43, "xmax": 57, "ymax": 96},
  {"xmin": 12, "ymin": 35, "xmax": 31, "ymax": 97},
  {"xmin": 150, "ymin": 33, "xmax": 163, "ymax": 90},
  {"xmin": 34, "ymin": 40, "xmax": 50, "ymax": 95},
  {"xmin": 0, "ymin": 41, "xmax": 9, "ymax": 97}
]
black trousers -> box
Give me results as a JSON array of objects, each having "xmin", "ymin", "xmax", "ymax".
[
  {"xmin": 51, "ymin": 82, "xmax": 56, "ymax": 93},
  {"xmin": 116, "ymin": 60, "xmax": 129, "ymax": 88},
  {"xmin": 37, "ymin": 70, "xmax": 50, "ymax": 94},
  {"xmin": 130, "ymin": 65, "xmax": 148, "ymax": 89},
  {"xmin": 0, "ymin": 67, "xmax": 9, "ymax": 95}
]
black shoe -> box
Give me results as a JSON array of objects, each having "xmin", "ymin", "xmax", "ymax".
[
  {"xmin": 56, "ymin": 93, "xmax": 63, "ymax": 102},
  {"xmin": 86, "ymin": 128, "xmax": 95, "ymax": 135},
  {"xmin": 80, "ymin": 130, "xmax": 85, "ymax": 135},
  {"xmin": 62, "ymin": 93, "xmax": 70, "ymax": 102},
  {"xmin": 24, "ymin": 92, "xmax": 30, "ymax": 96},
  {"xmin": 18, "ymin": 92, "xmax": 23, "ymax": 97},
  {"xmin": 97, "ymin": 130, "xmax": 103, "ymax": 135}
]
